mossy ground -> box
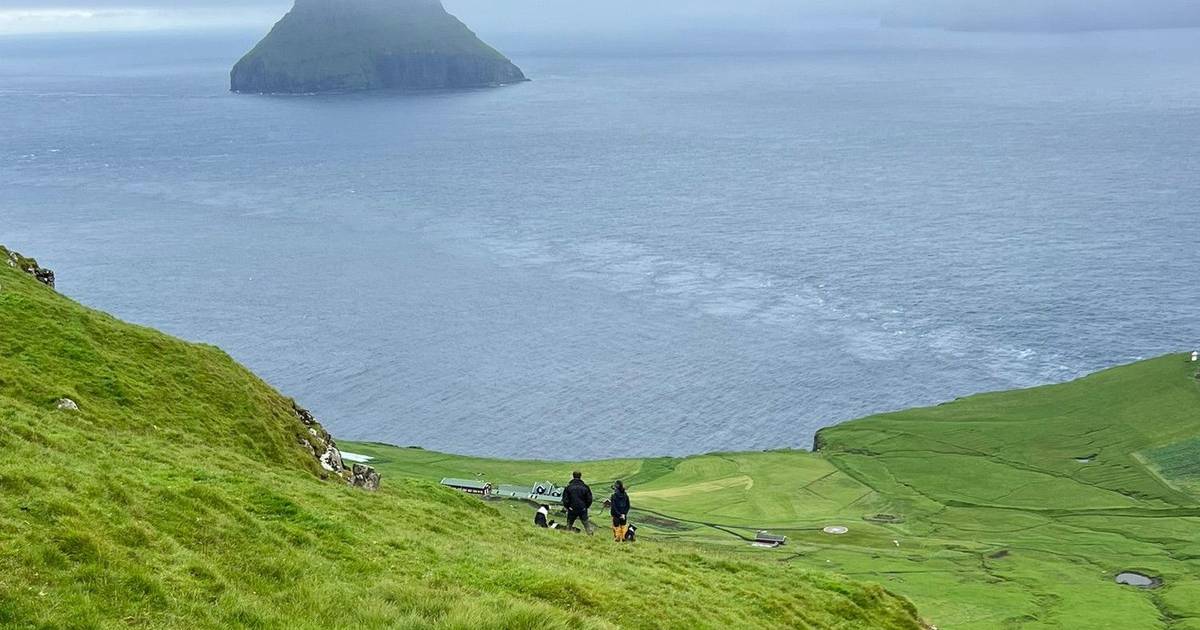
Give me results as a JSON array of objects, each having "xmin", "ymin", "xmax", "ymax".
[
  {"xmin": 0, "ymin": 257, "xmax": 922, "ymax": 629},
  {"xmin": 349, "ymin": 355, "xmax": 1200, "ymax": 629}
]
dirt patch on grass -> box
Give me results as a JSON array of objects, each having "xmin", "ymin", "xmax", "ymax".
[
  {"xmin": 637, "ymin": 515, "xmax": 691, "ymax": 531},
  {"xmin": 635, "ymin": 475, "xmax": 753, "ymax": 499}
]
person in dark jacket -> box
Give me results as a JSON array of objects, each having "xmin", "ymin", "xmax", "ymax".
[
  {"xmin": 609, "ymin": 480, "xmax": 631, "ymax": 542},
  {"xmin": 562, "ymin": 471, "xmax": 595, "ymax": 535}
]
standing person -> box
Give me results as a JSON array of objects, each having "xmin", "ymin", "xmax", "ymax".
[
  {"xmin": 610, "ymin": 480, "xmax": 631, "ymax": 542},
  {"xmin": 562, "ymin": 471, "xmax": 594, "ymax": 535}
]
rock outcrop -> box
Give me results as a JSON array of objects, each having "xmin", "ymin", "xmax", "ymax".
[
  {"xmin": 811, "ymin": 428, "xmax": 828, "ymax": 452},
  {"xmin": 293, "ymin": 403, "xmax": 344, "ymax": 472},
  {"xmin": 2, "ymin": 246, "xmax": 55, "ymax": 289},
  {"xmin": 292, "ymin": 402, "xmax": 381, "ymax": 490},
  {"xmin": 350, "ymin": 464, "xmax": 382, "ymax": 491},
  {"xmin": 231, "ymin": 0, "xmax": 526, "ymax": 94},
  {"xmin": 56, "ymin": 398, "xmax": 80, "ymax": 412}
]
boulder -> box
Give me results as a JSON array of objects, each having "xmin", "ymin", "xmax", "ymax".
[
  {"xmin": 55, "ymin": 398, "xmax": 79, "ymax": 412},
  {"xmin": 350, "ymin": 464, "xmax": 382, "ymax": 491}
]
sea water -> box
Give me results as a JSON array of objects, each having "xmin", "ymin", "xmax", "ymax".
[{"xmin": 2, "ymin": 27, "xmax": 1198, "ymax": 458}]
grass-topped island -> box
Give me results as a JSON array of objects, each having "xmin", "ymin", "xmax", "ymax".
[{"xmin": 3, "ymin": 246, "xmax": 1197, "ymax": 628}]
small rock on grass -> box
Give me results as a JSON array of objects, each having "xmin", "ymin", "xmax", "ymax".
[{"xmin": 351, "ymin": 464, "xmax": 381, "ymax": 491}]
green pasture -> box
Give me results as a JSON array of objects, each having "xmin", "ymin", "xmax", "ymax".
[
  {"xmin": 6, "ymin": 244, "xmax": 1198, "ymax": 629},
  {"xmin": 0, "ymin": 254, "xmax": 923, "ymax": 629},
  {"xmin": 349, "ymin": 353, "xmax": 1200, "ymax": 629}
]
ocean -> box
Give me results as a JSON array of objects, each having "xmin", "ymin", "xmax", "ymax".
[{"xmin": 2, "ymin": 26, "xmax": 1198, "ymax": 459}]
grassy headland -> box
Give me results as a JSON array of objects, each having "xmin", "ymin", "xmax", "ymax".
[
  {"xmin": 348, "ymin": 355, "xmax": 1200, "ymax": 628},
  {"xmin": 0, "ymin": 252, "xmax": 922, "ymax": 628}
]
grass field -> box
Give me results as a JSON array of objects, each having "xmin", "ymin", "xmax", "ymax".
[
  {"xmin": 348, "ymin": 355, "xmax": 1200, "ymax": 629},
  {"xmin": 0, "ymin": 252, "xmax": 924, "ymax": 629},
  {"xmin": 6, "ymin": 245, "xmax": 1197, "ymax": 628}
]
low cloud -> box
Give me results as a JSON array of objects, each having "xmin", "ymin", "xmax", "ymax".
[
  {"xmin": 0, "ymin": 3, "xmax": 286, "ymax": 34},
  {"xmin": 0, "ymin": 0, "xmax": 882, "ymax": 35}
]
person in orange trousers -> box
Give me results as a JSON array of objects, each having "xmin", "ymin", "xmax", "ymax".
[{"xmin": 609, "ymin": 480, "xmax": 631, "ymax": 542}]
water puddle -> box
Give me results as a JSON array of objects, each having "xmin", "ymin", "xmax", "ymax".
[
  {"xmin": 340, "ymin": 451, "xmax": 374, "ymax": 463},
  {"xmin": 1115, "ymin": 571, "xmax": 1160, "ymax": 589}
]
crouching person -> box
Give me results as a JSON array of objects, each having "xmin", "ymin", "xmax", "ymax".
[{"xmin": 534, "ymin": 504, "xmax": 557, "ymax": 529}]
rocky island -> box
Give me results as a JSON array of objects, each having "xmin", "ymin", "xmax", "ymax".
[{"xmin": 231, "ymin": 0, "xmax": 526, "ymax": 94}]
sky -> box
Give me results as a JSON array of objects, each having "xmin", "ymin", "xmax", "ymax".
[
  {"xmin": 0, "ymin": 0, "xmax": 888, "ymax": 35},
  {"xmin": 1, "ymin": 0, "xmax": 1197, "ymax": 36},
  {"xmin": 0, "ymin": 2, "xmax": 287, "ymax": 33}
]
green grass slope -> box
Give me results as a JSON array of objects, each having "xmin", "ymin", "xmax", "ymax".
[
  {"xmin": 350, "ymin": 356, "xmax": 1200, "ymax": 629},
  {"xmin": 816, "ymin": 356, "xmax": 1200, "ymax": 628},
  {"xmin": 0, "ymin": 256, "xmax": 923, "ymax": 629}
]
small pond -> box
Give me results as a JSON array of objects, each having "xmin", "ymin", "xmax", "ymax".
[{"xmin": 1115, "ymin": 572, "xmax": 1160, "ymax": 588}]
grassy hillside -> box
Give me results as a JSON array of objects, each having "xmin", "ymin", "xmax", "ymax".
[
  {"xmin": 0, "ymin": 254, "xmax": 923, "ymax": 629},
  {"xmin": 349, "ymin": 356, "xmax": 1200, "ymax": 629}
]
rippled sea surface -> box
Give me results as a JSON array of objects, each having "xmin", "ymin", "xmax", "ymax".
[{"xmin": 3, "ymin": 28, "xmax": 1198, "ymax": 458}]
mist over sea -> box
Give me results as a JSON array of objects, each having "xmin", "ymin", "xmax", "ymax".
[{"xmin": 2, "ymin": 27, "xmax": 1198, "ymax": 459}]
